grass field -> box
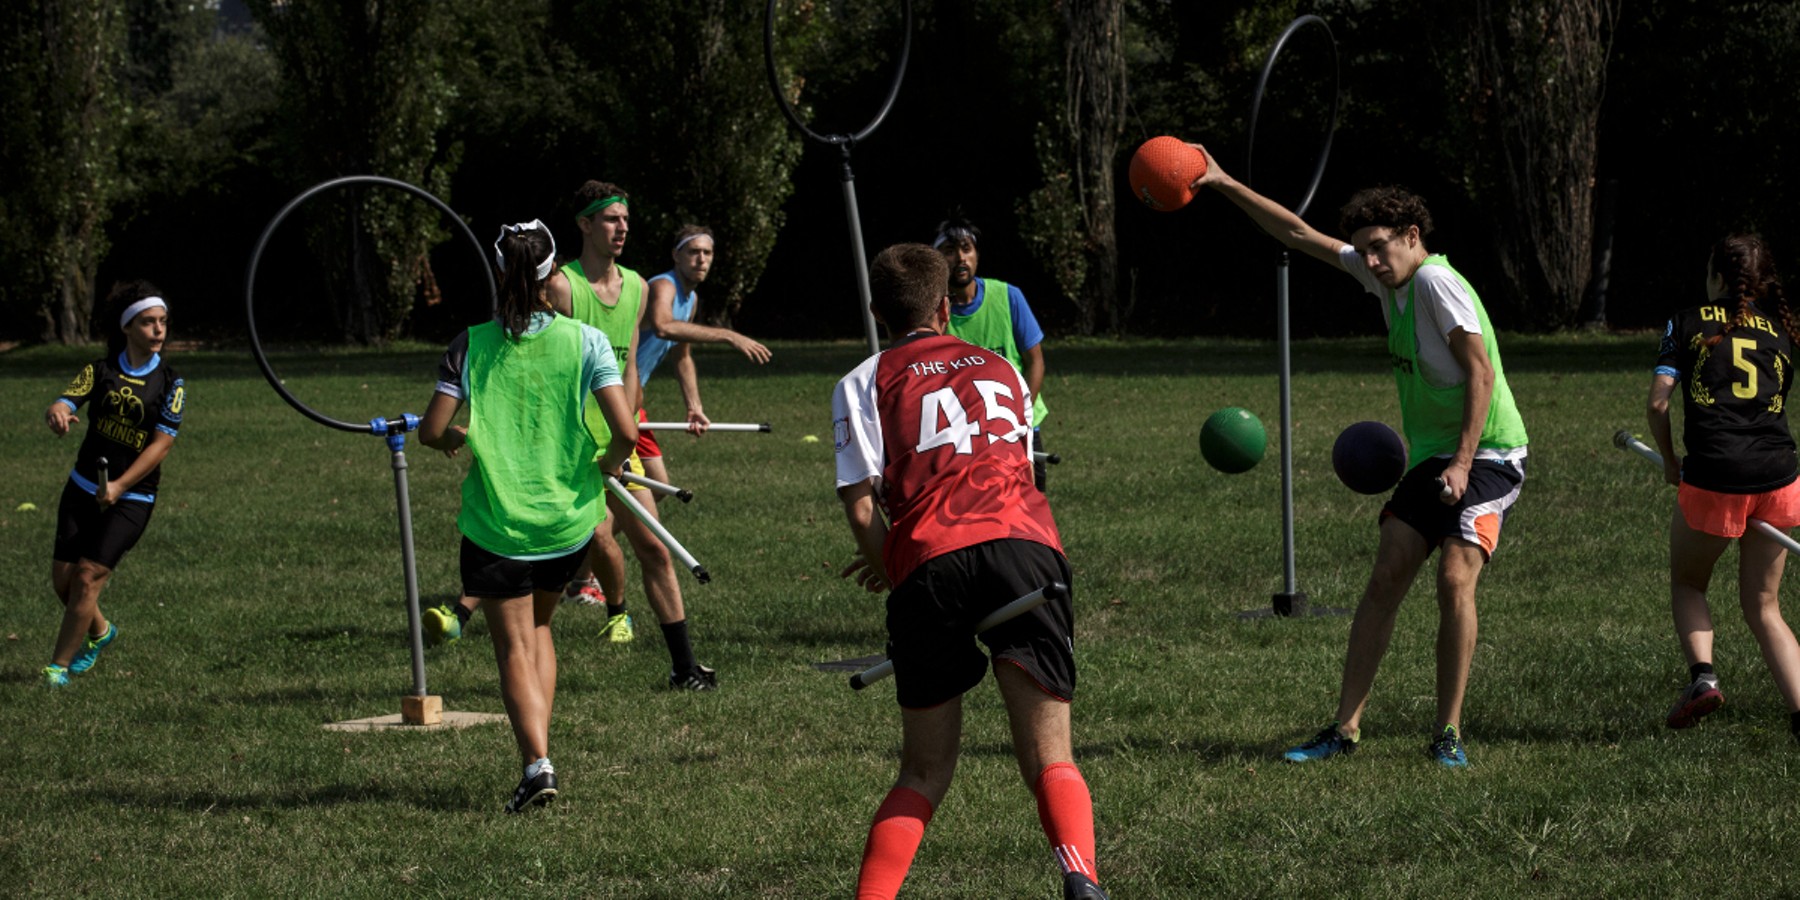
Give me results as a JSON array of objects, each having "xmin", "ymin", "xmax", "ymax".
[{"xmin": 3, "ymin": 334, "xmax": 1799, "ymax": 897}]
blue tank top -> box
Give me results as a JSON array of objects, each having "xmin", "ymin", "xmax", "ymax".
[{"xmin": 636, "ymin": 270, "xmax": 697, "ymax": 386}]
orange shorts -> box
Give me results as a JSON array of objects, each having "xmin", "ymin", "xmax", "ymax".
[
  {"xmin": 633, "ymin": 408, "xmax": 662, "ymax": 459},
  {"xmin": 1678, "ymin": 478, "xmax": 1800, "ymax": 538}
]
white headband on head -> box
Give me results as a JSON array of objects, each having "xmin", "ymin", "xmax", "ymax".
[
  {"xmin": 932, "ymin": 227, "xmax": 977, "ymax": 250},
  {"xmin": 120, "ymin": 296, "xmax": 167, "ymax": 328},
  {"xmin": 494, "ymin": 220, "xmax": 558, "ymax": 281},
  {"xmin": 672, "ymin": 232, "xmax": 710, "ymax": 255}
]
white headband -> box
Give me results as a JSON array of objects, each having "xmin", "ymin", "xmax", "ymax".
[
  {"xmin": 494, "ymin": 220, "xmax": 558, "ymax": 281},
  {"xmin": 120, "ymin": 296, "xmax": 166, "ymax": 328},
  {"xmin": 672, "ymin": 232, "xmax": 710, "ymax": 254},
  {"xmin": 932, "ymin": 227, "xmax": 977, "ymax": 250}
]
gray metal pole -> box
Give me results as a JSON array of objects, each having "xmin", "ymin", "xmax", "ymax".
[
  {"xmin": 1277, "ymin": 252, "xmax": 1299, "ymax": 601},
  {"xmin": 839, "ymin": 149, "xmax": 882, "ymax": 356},
  {"xmin": 389, "ymin": 438, "xmax": 427, "ymax": 697}
]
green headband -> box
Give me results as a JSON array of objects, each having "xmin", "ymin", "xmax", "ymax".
[{"xmin": 578, "ymin": 195, "xmax": 628, "ymax": 219}]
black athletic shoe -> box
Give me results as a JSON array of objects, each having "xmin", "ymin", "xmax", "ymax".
[
  {"xmin": 503, "ymin": 770, "xmax": 558, "ymax": 814},
  {"xmin": 1063, "ymin": 872, "xmax": 1110, "ymax": 900},
  {"xmin": 669, "ymin": 664, "xmax": 718, "ymax": 691}
]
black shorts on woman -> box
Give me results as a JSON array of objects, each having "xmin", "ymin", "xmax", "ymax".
[
  {"xmin": 460, "ymin": 536, "xmax": 592, "ymax": 600},
  {"xmin": 885, "ymin": 538, "xmax": 1075, "ymax": 710},
  {"xmin": 53, "ymin": 480, "xmax": 155, "ymax": 570}
]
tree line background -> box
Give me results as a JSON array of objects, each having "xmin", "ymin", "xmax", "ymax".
[{"xmin": 3, "ymin": 0, "xmax": 1796, "ymax": 347}]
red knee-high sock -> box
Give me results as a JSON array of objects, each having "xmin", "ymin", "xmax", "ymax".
[
  {"xmin": 1034, "ymin": 761, "xmax": 1097, "ymax": 881},
  {"xmin": 856, "ymin": 786, "xmax": 936, "ymax": 900}
]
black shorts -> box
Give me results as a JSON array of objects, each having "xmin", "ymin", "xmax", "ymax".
[
  {"xmin": 1382, "ymin": 456, "xmax": 1525, "ymax": 559},
  {"xmin": 460, "ymin": 536, "xmax": 591, "ymax": 600},
  {"xmin": 885, "ymin": 539, "xmax": 1075, "ymax": 709},
  {"xmin": 53, "ymin": 480, "xmax": 154, "ymax": 569}
]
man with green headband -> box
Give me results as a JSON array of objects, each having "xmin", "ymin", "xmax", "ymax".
[
  {"xmin": 1192, "ymin": 145, "xmax": 1528, "ymax": 769},
  {"xmin": 551, "ymin": 180, "xmax": 716, "ymax": 691}
]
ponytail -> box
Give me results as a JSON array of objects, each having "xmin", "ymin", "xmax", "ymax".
[{"xmin": 492, "ymin": 221, "xmax": 556, "ymax": 339}]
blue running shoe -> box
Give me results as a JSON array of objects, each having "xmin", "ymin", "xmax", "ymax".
[
  {"xmin": 423, "ymin": 604, "xmax": 462, "ymax": 647},
  {"xmin": 68, "ymin": 623, "xmax": 116, "ymax": 675},
  {"xmin": 1429, "ymin": 725, "xmax": 1469, "ymax": 768},
  {"xmin": 1283, "ymin": 723, "xmax": 1357, "ymax": 762},
  {"xmin": 42, "ymin": 664, "xmax": 70, "ymax": 688}
]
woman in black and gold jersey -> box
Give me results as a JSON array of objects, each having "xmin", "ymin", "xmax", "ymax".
[
  {"xmin": 41, "ymin": 281, "xmax": 185, "ymax": 687},
  {"xmin": 1648, "ymin": 234, "xmax": 1800, "ymax": 737}
]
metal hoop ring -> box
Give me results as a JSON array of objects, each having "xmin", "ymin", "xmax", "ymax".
[
  {"xmin": 243, "ymin": 175, "xmax": 496, "ymax": 433},
  {"xmin": 1246, "ymin": 15, "xmax": 1342, "ymax": 218},
  {"xmin": 763, "ymin": 0, "xmax": 912, "ymax": 148}
]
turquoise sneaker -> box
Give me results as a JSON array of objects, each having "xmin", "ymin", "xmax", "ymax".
[
  {"xmin": 1429, "ymin": 725, "xmax": 1469, "ymax": 768},
  {"xmin": 68, "ymin": 623, "xmax": 116, "ymax": 675},
  {"xmin": 1283, "ymin": 723, "xmax": 1358, "ymax": 762},
  {"xmin": 599, "ymin": 612, "xmax": 634, "ymax": 644},
  {"xmin": 423, "ymin": 604, "xmax": 462, "ymax": 647},
  {"xmin": 43, "ymin": 664, "xmax": 70, "ymax": 688}
]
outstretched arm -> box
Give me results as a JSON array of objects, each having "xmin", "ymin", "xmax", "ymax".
[
  {"xmin": 647, "ymin": 277, "xmax": 771, "ymax": 363},
  {"xmin": 1190, "ymin": 143, "xmax": 1346, "ymax": 268}
]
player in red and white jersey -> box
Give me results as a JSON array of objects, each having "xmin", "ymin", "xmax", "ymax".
[{"xmin": 832, "ymin": 243, "xmax": 1106, "ymax": 900}]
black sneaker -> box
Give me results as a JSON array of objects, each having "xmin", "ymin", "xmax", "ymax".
[
  {"xmin": 503, "ymin": 770, "xmax": 558, "ymax": 814},
  {"xmin": 669, "ymin": 664, "xmax": 718, "ymax": 691},
  {"xmin": 1063, "ymin": 872, "xmax": 1110, "ymax": 900}
]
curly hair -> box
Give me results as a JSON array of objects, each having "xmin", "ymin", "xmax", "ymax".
[
  {"xmin": 1705, "ymin": 233, "xmax": 1795, "ymax": 346},
  {"xmin": 1338, "ymin": 186, "xmax": 1435, "ymax": 241}
]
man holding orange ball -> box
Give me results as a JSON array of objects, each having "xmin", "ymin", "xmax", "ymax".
[{"xmin": 1190, "ymin": 144, "xmax": 1529, "ymax": 769}]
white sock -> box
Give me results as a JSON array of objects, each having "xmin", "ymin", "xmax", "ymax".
[{"xmin": 524, "ymin": 757, "xmax": 553, "ymax": 779}]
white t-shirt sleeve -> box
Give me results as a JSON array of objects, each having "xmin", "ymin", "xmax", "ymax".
[
  {"xmin": 1337, "ymin": 245, "xmax": 1384, "ymax": 295},
  {"xmin": 1412, "ymin": 265, "xmax": 1483, "ymax": 340},
  {"xmin": 832, "ymin": 355, "xmax": 885, "ymax": 491}
]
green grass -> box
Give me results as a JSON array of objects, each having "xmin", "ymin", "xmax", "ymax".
[{"xmin": 3, "ymin": 334, "xmax": 1798, "ymax": 897}]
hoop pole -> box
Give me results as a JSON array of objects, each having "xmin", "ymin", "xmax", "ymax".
[
  {"xmin": 841, "ymin": 150, "xmax": 882, "ymax": 355},
  {"xmin": 387, "ymin": 429, "xmax": 428, "ymax": 697},
  {"xmin": 764, "ymin": 0, "xmax": 911, "ymax": 356},
  {"xmin": 1243, "ymin": 15, "xmax": 1340, "ymax": 617}
]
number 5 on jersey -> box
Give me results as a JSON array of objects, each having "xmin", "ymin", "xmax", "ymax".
[{"xmin": 916, "ymin": 380, "xmax": 1028, "ymax": 454}]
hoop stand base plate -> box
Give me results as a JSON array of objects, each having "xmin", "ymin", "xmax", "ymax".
[{"xmin": 1236, "ymin": 591, "xmax": 1352, "ymax": 620}]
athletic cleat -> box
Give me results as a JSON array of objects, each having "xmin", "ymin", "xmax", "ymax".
[
  {"xmin": 67, "ymin": 623, "xmax": 116, "ymax": 675},
  {"xmin": 599, "ymin": 612, "xmax": 634, "ymax": 644},
  {"xmin": 42, "ymin": 664, "xmax": 70, "ymax": 688},
  {"xmin": 1429, "ymin": 725, "xmax": 1469, "ymax": 768},
  {"xmin": 1666, "ymin": 674, "xmax": 1723, "ymax": 729},
  {"xmin": 1063, "ymin": 872, "xmax": 1110, "ymax": 900},
  {"xmin": 562, "ymin": 577, "xmax": 605, "ymax": 607},
  {"xmin": 503, "ymin": 769, "xmax": 558, "ymax": 814},
  {"xmin": 1283, "ymin": 723, "xmax": 1358, "ymax": 762},
  {"xmin": 423, "ymin": 604, "xmax": 462, "ymax": 647},
  {"xmin": 669, "ymin": 664, "xmax": 718, "ymax": 691}
]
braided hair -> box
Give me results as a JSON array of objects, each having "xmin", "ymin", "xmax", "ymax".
[{"xmin": 1704, "ymin": 233, "xmax": 1795, "ymax": 346}]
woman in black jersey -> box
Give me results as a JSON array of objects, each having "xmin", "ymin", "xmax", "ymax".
[
  {"xmin": 1647, "ymin": 234, "xmax": 1800, "ymax": 737},
  {"xmin": 42, "ymin": 281, "xmax": 185, "ymax": 687}
]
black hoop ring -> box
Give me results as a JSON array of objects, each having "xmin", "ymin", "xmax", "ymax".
[
  {"xmin": 763, "ymin": 0, "xmax": 912, "ymax": 148},
  {"xmin": 244, "ymin": 175, "xmax": 496, "ymax": 434},
  {"xmin": 1246, "ymin": 15, "xmax": 1341, "ymax": 218}
]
